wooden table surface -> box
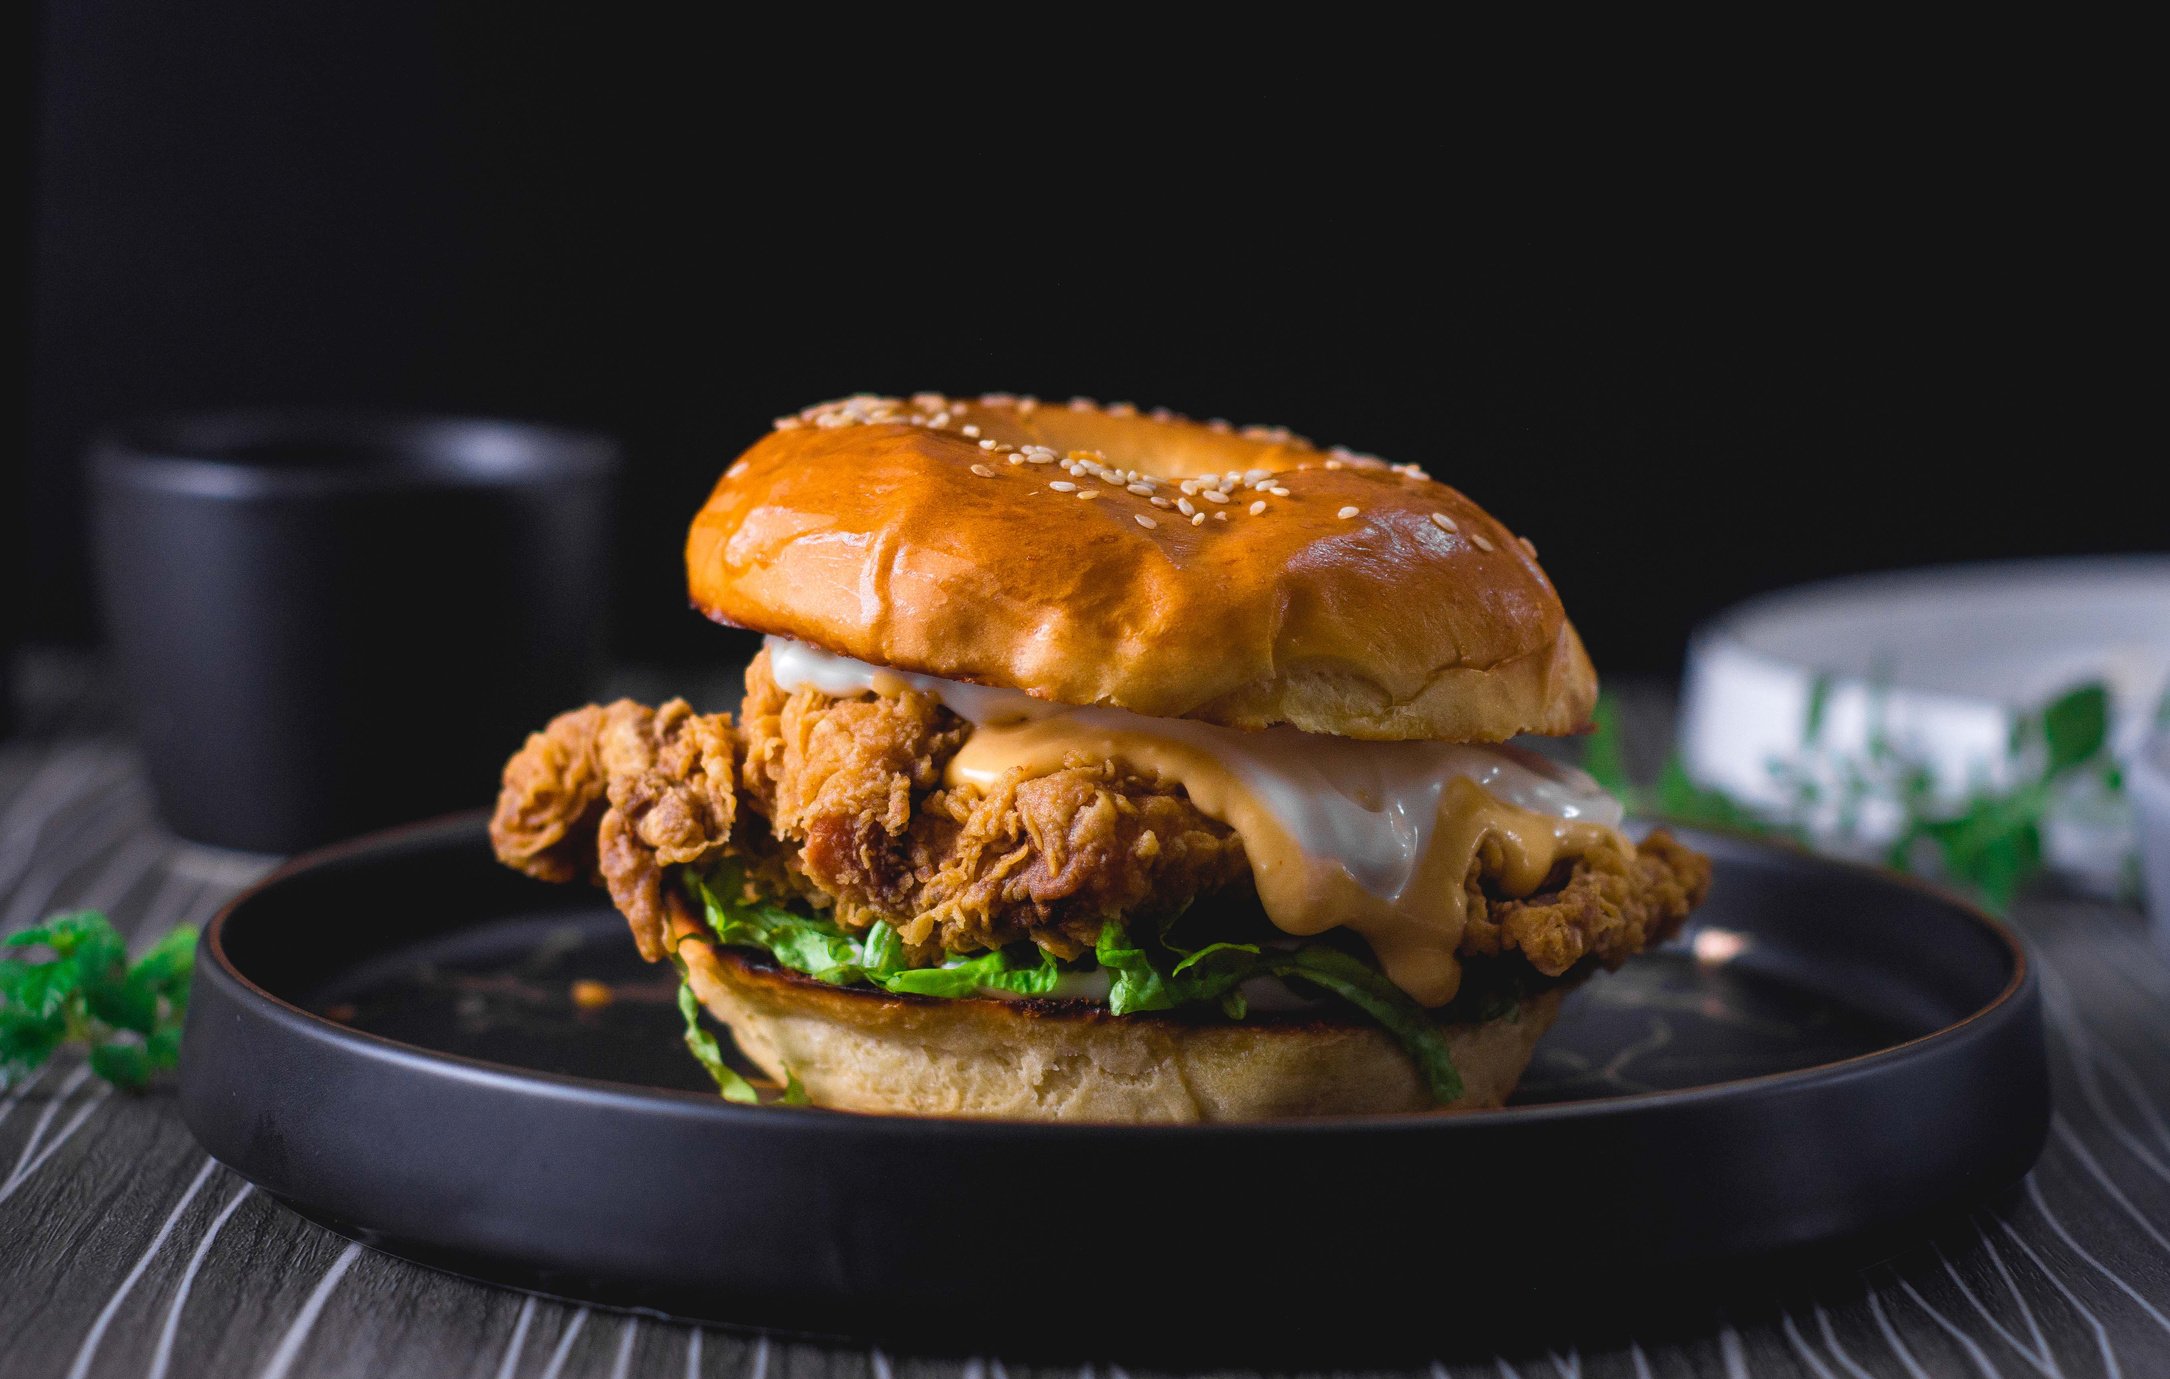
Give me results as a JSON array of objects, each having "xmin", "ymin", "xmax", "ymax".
[{"xmin": 4, "ymin": 654, "xmax": 2169, "ymax": 1378}]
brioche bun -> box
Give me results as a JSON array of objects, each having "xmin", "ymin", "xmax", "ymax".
[
  {"xmin": 686, "ymin": 394, "xmax": 1596, "ymax": 743},
  {"xmin": 675, "ymin": 929, "xmax": 1568, "ymax": 1123}
]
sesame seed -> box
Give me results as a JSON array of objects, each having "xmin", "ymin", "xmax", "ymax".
[
  {"xmin": 1519, "ymin": 536, "xmax": 1539, "ymax": 557},
  {"xmin": 1149, "ymin": 496, "xmax": 1173, "ymax": 509},
  {"xmin": 726, "ymin": 461, "xmax": 749, "ymax": 479},
  {"xmin": 1430, "ymin": 512, "xmax": 1458, "ymax": 533},
  {"xmin": 1213, "ymin": 511, "xmax": 1229, "ymax": 522},
  {"xmin": 1135, "ymin": 514, "xmax": 1157, "ymax": 529},
  {"xmin": 1191, "ymin": 512, "xmax": 1206, "ymax": 526},
  {"xmin": 1126, "ymin": 483, "xmax": 1155, "ymax": 496},
  {"xmin": 1008, "ymin": 456, "xmax": 1024, "ymax": 465},
  {"xmin": 1177, "ymin": 498, "xmax": 1197, "ymax": 516},
  {"xmin": 1077, "ymin": 490, "xmax": 1100, "ymax": 499},
  {"xmin": 1244, "ymin": 469, "xmax": 1272, "ymax": 483},
  {"xmin": 1049, "ymin": 480, "xmax": 1077, "ymax": 492},
  {"xmin": 1337, "ymin": 506, "xmax": 1360, "ymax": 519},
  {"xmin": 1325, "ymin": 459, "xmax": 1344, "ymax": 470},
  {"xmin": 1268, "ymin": 486, "xmax": 1291, "ymax": 498},
  {"xmin": 979, "ymin": 438, "xmax": 998, "ymax": 450},
  {"xmin": 1471, "ymin": 533, "xmax": 1495, "ymax": 552},
  {"xmin": 1200, "ymin": 489, "xmax": 1229, "ymax": 504},
  {"xmin": 1025, "ymin": 452, "xmax": 1055, "ymax": 464},
  {"xmin": 961, "ymin": 425, "xmax": 981, "ymax": 438},
  {"xmin": 1249, "ymin": 500, "xmax": 1267, "ymax": 515},
  {"xmin": 773, "ymin": 416, "xmax": 803, "ymax": 430},
  {"xmin": 1069, "ymin": 396, "xmax": 1096, "ymax": 411},
  {"xmin": 970, "ymin": 463, "xmax": 996, "ymax": 478}
]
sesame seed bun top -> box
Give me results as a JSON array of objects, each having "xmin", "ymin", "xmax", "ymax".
[{"xmin": 684, "ymin": 394, "xmax": 1597, "ymax": 742}]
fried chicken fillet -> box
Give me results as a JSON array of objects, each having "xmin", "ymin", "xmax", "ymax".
[{"xmin": 492, "ymin": 650, "xmax": 1709, "ymax": 992}]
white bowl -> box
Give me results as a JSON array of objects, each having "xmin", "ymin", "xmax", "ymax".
[{"xmin": 1678, "ymin": 558, "xmax": 2170, "ymax": 894}]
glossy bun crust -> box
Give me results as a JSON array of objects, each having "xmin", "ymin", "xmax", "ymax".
[
  {"xmin": 676, "ymin": 930, "xmax": 1568, "ymax": 1122},
  {"xmin": 686, "ymin": 394, "xmax": 1596, "ymax": 742}
]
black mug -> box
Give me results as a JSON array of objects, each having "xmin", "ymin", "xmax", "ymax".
[{"xmin": 92, "ymin": 411, "xmax": 620, "ymax": 853}]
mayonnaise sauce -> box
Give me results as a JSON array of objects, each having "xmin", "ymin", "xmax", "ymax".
[{"xmin": 764, "ymin": 637, "xmax": 1624, "ymax": 1006}]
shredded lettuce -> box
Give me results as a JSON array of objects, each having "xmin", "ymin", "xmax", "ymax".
[
  {"xmin": 1095, "ymin": 923, "xmax": 1250, "ymax": 1018},
  {"xmin": 686, "ymin": 866, "xmax": 1060, "ymax": 999},
  {"xmin": 1269, "ymin": 946, "xmax": 1464, "ymax": 1104},
  {"xmin": 1097, "ymin": 918, "xmax": 1464, "ymax": 1103},
  {"xmin": 670, "ymin": 932, "xmax": 813, "ymax": 1105},
  {"xmin": 780, "ymin": 1069, "xmax": 811, "ymax": 1106},
  {"xmin": 676, "ymin": 978, "xmax": 760, "ymax": 1104},
  {"xmin": 688, "ymin": 864, "xmax": 1466, "ymax": 1105}
]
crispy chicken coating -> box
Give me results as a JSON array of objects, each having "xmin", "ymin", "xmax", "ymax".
[
  {"xmin": 490, "ymin": 698, "xmax": 738, "ymax": 959},
  {"xmin": 488, "ymin": 653, "xmax": 1709, "ymax": 996},
  {"xmin": 737, "ymin": 652, "xmax": 1248, "ymax": 959},
  {"xmin": 1462, "ymin": 828, "xmax": 1709, "ymax": 976}
]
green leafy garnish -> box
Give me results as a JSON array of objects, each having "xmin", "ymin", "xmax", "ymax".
[
  {"xmin": 1584, "ymin": 679, "xmax": 2126, "ymax": 911},
  {"xmin": 1580, "ymin": 697, "xmax": 1635, "ymax": 799},
  {"xmin": 2, "ymin": 912, "xmax": 195, "ymax": 1091}
]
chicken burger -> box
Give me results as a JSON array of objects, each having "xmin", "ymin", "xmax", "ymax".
[{"xmin": 489, "ymin": 393, "xmax": 1710, "ymax": 1121}]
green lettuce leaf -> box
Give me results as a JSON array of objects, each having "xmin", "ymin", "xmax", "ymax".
[
  {"xmin": 1272, "ymin": 946, "xmax": 1463, "ymax": 1103},
  {"xmin": 676, "ymin": 978, "xmax": 760, "ymax": 1104},
  {"xmin": 688, "ymin": 868, "xmax": 1060, "ymax": 1000},
  {"xmin": 1098, "ymin": 918, "xmax": 1465, "ymax": 1104},
  {"xmin": 877, "ymin": 941, "xmax": 1062, "ymax": 998},
  {"xmin": 688, "ymin": 871, "xmax": 863, "ymax": 982},
  {"xmin": 780, "ymin": 1069, "xmax": 811, "ymax": 1106},
  {"xmin": 1096, "ymin": 922, "xmax": 1249, "ymax": 1017}
]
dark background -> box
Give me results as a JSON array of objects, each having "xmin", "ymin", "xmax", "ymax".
[{"xmin": 23, "ymin": 5, "xmax": 2152, "ymax": 678}]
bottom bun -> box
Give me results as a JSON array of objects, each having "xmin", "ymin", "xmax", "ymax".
[{"xmin": 673, "ymin": 925, "xmax": 1570, "ymax": 1123}]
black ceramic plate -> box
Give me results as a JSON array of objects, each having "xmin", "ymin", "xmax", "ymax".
[{"xmin": 179, "ymin": 814, "xmax": 2046, "ymax": 1353}]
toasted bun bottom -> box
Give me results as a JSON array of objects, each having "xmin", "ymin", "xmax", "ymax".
[{"xmin": 676, "ymin": 936, "xmax": 1568, "ymax": 1122}]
